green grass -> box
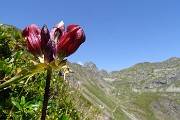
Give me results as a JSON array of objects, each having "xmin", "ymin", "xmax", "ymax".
[
  {"xmin": 129, "ymin": 92, "xmax": 159, "ymax": 119},
  {"xmin": 83, "ymin": 81, "xmax": 117, "ymax": 108}
]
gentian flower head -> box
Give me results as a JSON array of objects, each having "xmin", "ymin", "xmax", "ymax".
[{"xmin": 22, "ymin": 21, "xmax": 86, "ymax": 64}]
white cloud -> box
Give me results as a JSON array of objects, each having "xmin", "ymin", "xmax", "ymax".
[{"xmin": 77, "ymin": 61, "xmax": 84, "ymax": 66}]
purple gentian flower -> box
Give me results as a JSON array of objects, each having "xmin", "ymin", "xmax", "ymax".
[{"xmin": 22, "ymin": 21, "xmax": 86, "ymax": 63}]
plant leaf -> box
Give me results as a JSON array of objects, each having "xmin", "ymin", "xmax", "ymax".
[
  {"xmin": 24, "ymin": 101, "xmax": 32, "ymax": 108},
  {"xmin": 20, "ymin": 96, "xmax": 25, "ymax": 105},
  {"xmin": 12, "ymin": 101, "xmax": 21, "ymax": 110},
  {"xmin": 62, "ymin": 115, "xmax": 70, "ymax": 120},
  {"xmin": 50, "ymin": 60, "xmax": 66, "ymax": 71},
  {"xmin": 0, "ymin": 63, "xmax": 47, "ymax": 89}
]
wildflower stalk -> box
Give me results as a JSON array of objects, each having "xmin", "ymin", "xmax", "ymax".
[{"xmin": 41, "ymin": 66, "xmax": 52, "ymax": 120}]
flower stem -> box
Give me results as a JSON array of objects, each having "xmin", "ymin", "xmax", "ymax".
[{"xmin": 41, "ymin": 67, "xmax": 52, "ymax": 120}]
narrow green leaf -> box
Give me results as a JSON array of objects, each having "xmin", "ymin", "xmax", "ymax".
[
  {"xmin": 5, "ymin": 67, "xmax": 12, "ymax": 74},
  {"xmin": 0, "ymin": 63, "xmax": 47, "ymax": 89},
  {"xmin": 26, "ymin": 110, "xmax": 34, "ymax": 114},
  {"xmin": 12, "ymin": 101, "xmax": 21, "ymax": 110},
  {"xmin": 24, "ymin": 101, "xmax": 32, "ymax": 108},
  {"xmin": 20, "ymin": 96, "xmax": 25, "ymax": 105},
  {"xmin": 62, "ymin": 115, "xmax": 70, "ymax": 120}
]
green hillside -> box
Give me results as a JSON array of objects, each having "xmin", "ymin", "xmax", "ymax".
[{"xmin": 68, "ymin": 59, "xmax": 180, "ymax": 120}]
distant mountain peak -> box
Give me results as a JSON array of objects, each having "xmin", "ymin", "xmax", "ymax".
[
  {"xmin": 0, "ymin": 23, "xmax": 21, "ymax": 31},
  {"xmin": 166, "ymin": 57, "xmax": 180, "ymax": 61},
  {"xmin": 84, "ymin": 61, "xmax": 99, "ymax": 72}
]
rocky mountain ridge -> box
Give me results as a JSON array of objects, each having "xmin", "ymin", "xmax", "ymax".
[{"xmin": 67, "ymin": 57, "xmax": 180, "ymax": 120}]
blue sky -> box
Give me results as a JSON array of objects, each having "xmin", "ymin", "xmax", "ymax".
[{"xmin": 1, "ymin": 0, "xmax": 180, "ymax": 71}]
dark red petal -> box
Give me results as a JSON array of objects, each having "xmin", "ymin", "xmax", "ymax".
[
  {"xmin": 41, "ymin": 25, "xmax": 50, "ymax": 53},
  {"xmin": 57, "ymin": 25, "xmax": 80, "ymax": 49},
  {"xmin": 56, "ymin": 33, "xmax": 72, "ymax": 54},
  {"xmin": 26, "ymin": 38, "xmax": 39, "ymax": 57},
  {"xmin": 27, "ymin": 36, "xmax": 41, "ymax": 56},
  {"xmin": 44, "ymin": 40, "xmax": 55, "ymax": 63},
  {"xmin": 66, "ymin": 24, "xmax": 78, "ymax": 32},
  {"xmin": 22, "ymin": 27, "xmax": 29, "ymax": 37},
  {"xmin": 57, "ymin": 25, "xmax": 80, "ymax": 52},
  {"xmin": 27, "ymin": 24, "xmax": 41, "ymax": 35},
  {"xmin": 22, "ymin": 24, "xmax": 42, "ymax": 56},
  {"xmin": 65, "ymin": 29, "xmax": 86, "ymax": 56},
  {"xmin": 56, "ymin": 24, "xmax": 86, "ymax": 57},
  {"xmin": 65, "ymin": 43, "xmax": 80, "ymax": 57},
  {"xmin": 28, "ymin": 30, "xmax": 42, "ymax": 55}
]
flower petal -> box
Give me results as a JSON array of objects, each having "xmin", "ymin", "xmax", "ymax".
[
  {"xmin": 44, "ymin": 40, "xmax": 56, "ymax": 63},
  {"xmin": 65, "ymin": 28, "xmax": 86, "ymax": 56},
  {"xmin": 22, "ymin": 24, "xmax": 42, "ymax": 56},
  {"xmin": 56, "ymin": 25, "xmax": 86, "ymax": 57},
  {"xmin": 50, "ymin": 21, "xmax": 65, "ymax": 44},
  {"xmin": 41, "ymin": 24, "xmax": 50, "ymax": 53},
  {"xmin": 66, "ymin": 24, "xmax": 79, "ymax": 32},
  {"xmin": 26, "ymin": 38, "xmax": 38, "ymax": 56}
]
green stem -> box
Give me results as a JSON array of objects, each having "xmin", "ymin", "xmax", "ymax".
[{"xmin": 41, "ymin": 67, "xmax": 52, "ymax": 120}]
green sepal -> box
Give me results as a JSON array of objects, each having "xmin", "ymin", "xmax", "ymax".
[{"xmin": 50, "ymin": 59, "xmax": 67, "ymax": 71}]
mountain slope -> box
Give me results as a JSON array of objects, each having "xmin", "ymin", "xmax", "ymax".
[{"xmin": 67, "ymin": 58, "xmax": 180, "ymax": 120}]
